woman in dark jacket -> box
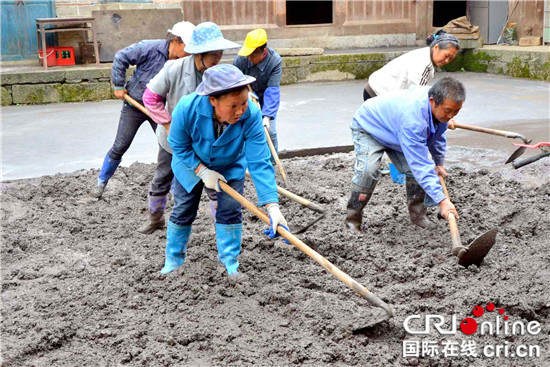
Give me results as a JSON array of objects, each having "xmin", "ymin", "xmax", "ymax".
[{"xmin": 90, "ymin": 21, "xmax": 195, "ymax": 198}]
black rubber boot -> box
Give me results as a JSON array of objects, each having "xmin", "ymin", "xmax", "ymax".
[
  {"xmin": 345, "ymin": 190, "xmax": 373, "ymax": 232},
  {"xmin": 406, "ymin": 177, "xmax": 436, "ymax": 230},
  {"xmin": 138, "ymin": 211, "xmax": 165, "ymax": 234}
]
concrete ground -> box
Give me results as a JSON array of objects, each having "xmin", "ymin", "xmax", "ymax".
[{"xmin": 1, "ymin": 72, "xmax": 549, "ymax": 181}]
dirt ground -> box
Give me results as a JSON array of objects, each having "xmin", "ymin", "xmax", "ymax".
[{"xmin": 1, "ymin": 147, "xmax": 549, "ymax": 367}]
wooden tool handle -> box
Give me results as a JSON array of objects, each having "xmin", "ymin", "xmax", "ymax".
[
  {"xmin": 219, "ymin": 180, "xmax": 393, "ymax": 317},
  {"xmin": 264, "ymin": 125, "xmax": 289, "ymax": 186},
  {"xmin": 124, "ymin": 94, "xmax": 151, "ymax": 117},
  {"xmin": 276, "ymin": 186, "xmax": 324, "ymax": 213},
  {"xmin": 245, "ymin": 171, "xmax": 324, "ymax": 213},
  {"xmin": 453, "ymin": 123, "xmax": 525, "ymax": 140},
  {"xmin": 439, "ymin": 176, "xmax": 467, "ymax": 258}
]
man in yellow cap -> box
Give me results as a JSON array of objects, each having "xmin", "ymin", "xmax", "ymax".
[{"xmin": 233, "ymin": 29, "xmax": 282, "ymax": 155}]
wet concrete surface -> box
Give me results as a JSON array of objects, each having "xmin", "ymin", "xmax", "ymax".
[
  {"xmin": 1, "ymin": 151, "xmax": 549, "ymax": 366},
  {"xmin": 1, "ymin": 72, "xmax": 548, "ymax": 180}
]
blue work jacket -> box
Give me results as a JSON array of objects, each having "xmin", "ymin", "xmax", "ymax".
[
  {"xmin": 233, "ymin": 47, "xmax": 282, "ymax": 119},
  {"xmin": 168, "ymin": 93, "xmax": 278, "ymax": 206},
  {"xmin": 111, "ymin": 40, "xmax": 169, "ymax": 102},
  {"xmin": 351, "ymin": 87, "xmax": 448, "ymax": 204}
]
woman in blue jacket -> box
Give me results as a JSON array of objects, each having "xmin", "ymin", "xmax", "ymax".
[{"xmin": 161, "ymin": 64, "xmax": 289, "ymax": 281}]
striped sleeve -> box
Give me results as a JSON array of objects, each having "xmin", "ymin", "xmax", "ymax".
[{"xmin": 419, "ymin": 64, "xmax": 434, "ymax": 86}]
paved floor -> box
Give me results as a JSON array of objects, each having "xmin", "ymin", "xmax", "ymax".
[{"xmin": 2, "ymin": 72, "xmax": 549, "ymax": 181}]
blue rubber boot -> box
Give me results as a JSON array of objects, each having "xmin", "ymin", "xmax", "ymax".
[
  {"xmin": 91, "ymin": 154, "xmax": 121, "ymax": 198},
  {"xmin": 159, "ymin": 221, "xmax": 192, "ymax": 274},
  {"xmin": 215, "ymin": 223, "xmax": 242, "ymax": 277},
  {"xmin": 389, "ymin": 163, "xmax": 406, "ymax": 185}
]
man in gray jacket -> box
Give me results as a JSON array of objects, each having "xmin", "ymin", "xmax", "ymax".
[{"xmin": 90, "ymin": 22, "xmax": 194, "ymax": 199}]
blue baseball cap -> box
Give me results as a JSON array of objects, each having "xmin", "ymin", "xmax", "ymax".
[
  {"xmin": 184, "ymin": 22, "xmax": 240, "ymax": 54},
  {"xmin": 196, "ymin": 64, "xmax": 256, "ymax": 96}
]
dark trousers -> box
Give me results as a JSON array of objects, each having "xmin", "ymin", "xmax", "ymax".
[
  {"xmin": 169, "ymin": 177, "xmax": 245, "ymax": 226},
  {"xmin": 107, "ymin": 102, "xmax": 156, "ymax": 160},
  {"xmin": 106, "ymin": 102, "xmax": 173, "ymax": 197}
]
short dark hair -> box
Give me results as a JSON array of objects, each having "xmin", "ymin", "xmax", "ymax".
[
  {"xmin": 210, "ymin": 85, "xmax": 248, "ymax": 99},
  {"xmin": 166, "ymin": 33, "xmax": 183, "ymax": 44},
  {"xmin": 250, "ymin": 43, "xmax": 267, "ymax": 56},
  {"xmin": 428, "ymin": 77, "xmax": 466, "ymax": 106}
]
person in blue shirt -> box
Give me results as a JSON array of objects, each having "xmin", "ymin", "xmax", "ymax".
[
  {"xmin": 161, "ymin": 64, "xmax": 289, "ymax": 282},
  {"xmin": 233, "ymin": 29, "xmax": 282, "ymax": 154},
  {"xmin": 345, "ymin": 77, "xmax": 464, "ymax": 232},
  {"xmin": 90, "ymin": 22, "xmax": 195, "ymax": 199}
]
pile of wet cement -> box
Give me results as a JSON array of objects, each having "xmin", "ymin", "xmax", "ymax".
[{"xmin": 1, "ymin": 147, "xmax": 549, "ymax": 366}]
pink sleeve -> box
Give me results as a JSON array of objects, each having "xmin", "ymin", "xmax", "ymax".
[{"xmin": 143, "ymin": 87, "xmax": 172, "ymax": 125}]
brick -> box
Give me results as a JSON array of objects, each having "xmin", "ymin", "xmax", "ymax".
[
  {"xmin": 12, "ymin": 84, "xmax": 62, "ymax": 104},
  {"xmin": 1, "ymin": 87, "xmax": 12, "ymax": 106},
  {"xmin": 519, "ymin": 37, "xmax": 542, "ymax": 47}
]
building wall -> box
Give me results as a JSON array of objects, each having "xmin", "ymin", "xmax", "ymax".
[
  {"xmin": 183, "ymin": 0, "xmax": 428, "ymax": 48},
  {"xmin": 54, "ymin": 0, "xmax": 183, "ymax": 62},
  {"xmin": 508, "ymin": 0, "xmax": 545, "ymax": 38}
]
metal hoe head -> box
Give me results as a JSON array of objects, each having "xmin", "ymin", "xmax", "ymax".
[
  {"xmin": 352, "ymin": 307, "xmax": 393, "ymax": 334},
  {"xmin": 293, "ymin": 212, "xmax": 325, "ymax": 234},
  {"xmin": 458, "ymin": 228, "xmax": 498, "ymax": 267},
  {"xmin": 505, "ymin": 139, "xmax": 532, "ymax": 164}
]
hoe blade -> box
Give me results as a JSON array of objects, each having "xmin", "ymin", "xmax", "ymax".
[{"xmin": 458, "ymin": 228, "xmax": 498, "ymax": 267}]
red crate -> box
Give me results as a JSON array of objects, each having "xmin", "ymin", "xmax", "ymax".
[
  {"xmin": 38, "ymin": 47, "xmax": 57, "ymax": 67},
  {"xmin": 54, "ymin": 46, "xmax": 75, "ymax": 66}
]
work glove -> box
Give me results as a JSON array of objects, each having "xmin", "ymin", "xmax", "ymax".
[
  {"xmin": 155, "ymin": 124, "xmax": 172, "ymax": 154},
  {"xmin": 262, "ymin": 116, "xmax": 271, "ymax": 130},
  {"xmin": 248, "ymin": 90, "xmax": 259, "ymax": 102},
  {"xmin": 263, "ymin": 203, "xmax": 289, "ymax": 240},
  {"xmin": 196, "ymin": 165, "xmax": 226, "ymax": 192}
]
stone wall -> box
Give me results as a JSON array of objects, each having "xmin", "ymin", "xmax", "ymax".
[
  {"xmin": 443, "ymin": 45, "xmax": 550, "ymax": 81},
  {"xmin": 1, "ymin": 66, "xmax": 132, "ymax": 105},
  {"xmin": 1, "ymin": 51, "xmax": 404, "ymax": 105},
  {"xmin": 3, "ymin": 46, "xmax": 548, "ymax": 106}
]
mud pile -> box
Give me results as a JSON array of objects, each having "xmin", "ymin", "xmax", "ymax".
[{"xmin": 2, "ymin": 147, "xmax": 549, "ymax": 366}]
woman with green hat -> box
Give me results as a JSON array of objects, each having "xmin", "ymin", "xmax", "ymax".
[
  {"xmin": 139, "ymin": 22, "xmax": 240, "ymax": 235},
  {"xmin": 159, "ymin": 63, "xmax": 289, "ymax": 281}
]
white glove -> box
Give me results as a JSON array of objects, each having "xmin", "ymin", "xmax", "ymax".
[
  {"xmin": 262, "ymin": 116, "xmax": 271, "ymax": 130},
  {"xmin": 155, "ymin": 125, "xmax": 172, "ymax": 154},
  {"xmin": 196, "ymin": 165, "xmax": 226, "ymax": 192},
  {"xmin": 264, "ymin": 203, "xmax": 289, "ymax": 238},
  {"xmin": 248, "ymin": 90, "xmax": 259, "ymax": 102}
]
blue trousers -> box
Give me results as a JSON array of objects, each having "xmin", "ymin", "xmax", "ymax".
[
  {"xmin": 351, "ymin": 126, "xmax": 437, "ymax": 206},
  {"xmin": 169, "ymin": 177, "xmax": 244, "ymax": 226}
]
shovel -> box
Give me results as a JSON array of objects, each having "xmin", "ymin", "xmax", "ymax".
[
  {"xmin": 247, "ymin": 86, "xmax": 289, "ymax": 186},
  {"xmin": 439, "ymin": 176, "xmax": 498, "ymax": 267},
  {"xmin": 511, "ymin": 142, "xmax": 550, "ymax": 169},
  {"xmin": 218, "ymin": 180, "xmax": 394, "ymax": 327},
  {"xmin": 451, "ymin": 122, "xmax": 531, "ymax": 164}
]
